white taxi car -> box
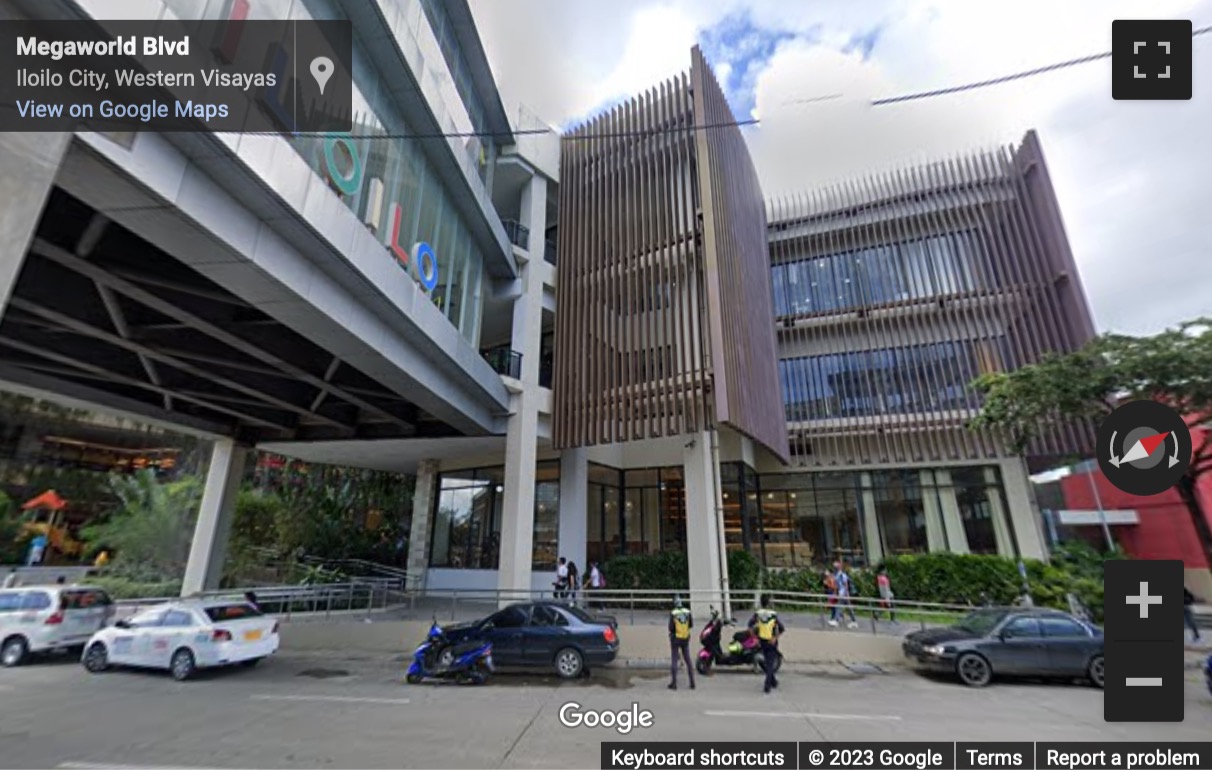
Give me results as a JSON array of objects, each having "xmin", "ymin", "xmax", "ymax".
[
  {"xmin": 0, "ymin": 585, "xmax": 115, "ymax": 666},
  {"xmin": 82, "ymin": 598, "xmax": 279, "ymax": 680}
]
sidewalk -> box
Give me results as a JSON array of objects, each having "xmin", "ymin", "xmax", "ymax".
[{"xmin": 384, "ymin": 597, "xmax": 932, "ymax": 638}]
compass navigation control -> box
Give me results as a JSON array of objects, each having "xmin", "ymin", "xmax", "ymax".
[{"xmin": 1096, "ymin": 400, "xmax": 1192, "ymax": 496}]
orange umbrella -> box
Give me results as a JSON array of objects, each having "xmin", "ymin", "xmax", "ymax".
[{"xmin": 22, "ymin": 489, "xmax": 67, "ymax": 511}]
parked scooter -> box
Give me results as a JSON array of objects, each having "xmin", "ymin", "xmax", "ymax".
[
  {"xmin": 406, "ymin": 620, "xmax": 493, "ymax": 685},
  {"xmin": 695, "ymin": 606, "xmax": 782, "ymax": 675}
]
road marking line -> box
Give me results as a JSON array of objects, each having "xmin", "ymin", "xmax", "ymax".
[
  {"xmin": 59, "ymin": 764, "xmax": 221, "ymax": 769},
  {"xmin": 705, "ymin": 710, "xmax": 902, "ymax": 721},
  {"xmin": 250, "ymin": 694, "xmax": 411, "ymax": 705}
]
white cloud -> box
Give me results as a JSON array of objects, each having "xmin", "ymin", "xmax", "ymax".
[{"xmin": 471, "ymin": 0, "xmax": 1212, "ymax": 335}]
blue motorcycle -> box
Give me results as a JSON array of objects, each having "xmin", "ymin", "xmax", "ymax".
[{"xmin": 406, "ymin": 620, "xmax": 493, "ymax": 685}]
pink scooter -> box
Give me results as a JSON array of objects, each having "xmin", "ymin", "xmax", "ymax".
[{"xmin": 695, "ymin": 607, "xmax": 781, "ymax": 675}]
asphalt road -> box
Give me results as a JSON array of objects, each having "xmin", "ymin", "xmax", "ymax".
[{"xmin": 0, "ymin": 650, "xmax": 1207, "ymax": 769}]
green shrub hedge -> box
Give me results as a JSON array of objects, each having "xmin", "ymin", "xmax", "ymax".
[
  {"xmin": 601, "ymin": 550, "xmax": 763, "ymax": 592},
  {"xmin": 602, "ymin": 542, "xmax": 1118, "ymax": 619}
]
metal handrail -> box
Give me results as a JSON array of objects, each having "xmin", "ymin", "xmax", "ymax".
[
  {"xmin": 407, "ymin": 586, "xmax": 976, "ymax": 633},
  {"xmin": 112, "ymin": 580, "xmax": 401, "ymax": 622},
  {"xmin": 501, "ymin": 219, "xmax": 530, "ymax": 251}
]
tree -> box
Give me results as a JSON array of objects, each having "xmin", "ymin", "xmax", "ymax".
[
  {"xmin": 970, "ymin": 317, "xmax": 1212, "ymax": 565},
  {"xmin": 0, "ymin": 491, "xmax": 26, "ymax": 564},
  {"xmin": 80, "ymin": 469, "xmax": 202, "ymax": 581}
]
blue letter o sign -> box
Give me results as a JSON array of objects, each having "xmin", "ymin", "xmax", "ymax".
[{"xmin": 411, "ymin": 242, "xmax": 439, "ymax": 293}]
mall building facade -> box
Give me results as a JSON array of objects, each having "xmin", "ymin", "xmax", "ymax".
[
  {"xmin": 0, "ymin": 0, "xmax": 1095, "ymax": 612},
  {"xmin": 398, "ymin": 53, "xmax": 1098, "ymax": 617}
]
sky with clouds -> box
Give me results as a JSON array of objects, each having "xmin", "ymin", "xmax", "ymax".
[{"xmin": 469, "ymin": 0, "xmax": 1211, "ymax": 337}]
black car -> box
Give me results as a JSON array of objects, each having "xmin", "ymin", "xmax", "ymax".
[
  {"xmin": 903, "ymin": 607, "xmax": 1103, "ymax": 688},
  {"xmin": 440, "ymin": 602, "xmax": 619, "ymax": 679}
]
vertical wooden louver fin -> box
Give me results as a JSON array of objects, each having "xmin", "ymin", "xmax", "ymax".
[
  {"xmin": 554, "ymin": 53, "xmax": 732, "ymax": 450},
  {"xmin": 689, "ymin": 46, "xmax": 791, "ymax": 463}
]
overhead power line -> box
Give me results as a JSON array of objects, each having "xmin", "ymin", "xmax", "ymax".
[
  {"xmin": 212, "ymin": 21, "xmax": 1210, "ymax": 141},
  {"xmin": 872, "ymin": 23, "xmax": 1212, "ymax": 106}
]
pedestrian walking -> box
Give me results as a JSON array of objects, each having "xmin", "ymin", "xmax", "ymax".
[
  {"xmin": 554, "ymin": 557, "xmax": 569, "ymax": 599},
  {"xmin": 823, "ymin": 568, "xmax": 838, "ymax": 623},
  {"xmin": 876, "ymin": 565, "xmax": 896, "ymax": 623},
  {"xmin": 1184, "ymin": 586, "xmax": 1201, "ymax": 642},
  {"xmin": 668, "ymin": 597, "xmax": 695, "ymax": 690},
  {"xmin": 566, "ymin": 561, "xmax": 580, "ymax": 605},
  {"xmin": 587, "ymin": 562, "xmax": 604, "ymax": 607},
  {"xmin": 2, "ymin": 568, "xmax": 18, "ymax": 589},
  {"xmin": 749, "ymin": 594, "xmax": 785, "ymax": 694},
  {"xmin": 829, "ymin": 560, "xmax": 858, "ymax": 628}
]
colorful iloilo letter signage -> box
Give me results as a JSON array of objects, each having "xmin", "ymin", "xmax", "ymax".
[
  {"xmin": 215, "ymin": 4, "xmax": 435, "ymax": 291},
  {"xmin": 321, "ymin": 134, "xmax": 439, "ymax": 293}
]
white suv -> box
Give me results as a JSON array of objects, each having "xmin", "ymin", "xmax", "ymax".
[{"xmin": 0, "ymin": 585, "xmax": 115, "ymax": 666}]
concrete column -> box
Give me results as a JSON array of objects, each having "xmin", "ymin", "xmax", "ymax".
[
  {"xmin": 497, "ymin": 390, "xmax": 538, "ymax": 604},
  {"xmin": 0, "ymin": 132, "xmax": 70, "ymax": 313},
  {"xmin": 558, "ymin": 448, "xmax": 588, "ymax": 574},
  {"xmin": 407, "ymin": 459, "xmax": 439, "ymax": 590},
  {"xmin": 921, "ymin": 469, "xmax": 948, "ymax": 553},
  {"xmin": 859, "ymin": 472, "xmax": 884, "ymax": 565},
  {"xmin": 519, "ymin": 172, "xmax": 547, "ymax": 255},
  {"xmin": 494, "ymin": 170, "xmax": 548, "ymax": 604},
  {"xmin": 932, "ymin": 470, "xmax": 970, "ymax": 554},
  {"xmin": 683, "ymin": 430, "xmax": 724, "ymax": 620},
  {"xmin": 997, "ymin": 457, "xmax": 1047, "ymax": 560},
  {"xmin": 513, "ymin": 174, "xmax": 547, "ymax": 385},
  {"xmin": 181, "ymin": 439, "xmax": 248, "ymax": 595}
]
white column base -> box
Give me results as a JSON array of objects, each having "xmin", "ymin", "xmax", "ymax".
[
  {"xmin": 683, "ymin": 430, "xmax": 725, "ymax": 621},
  {"xmin": 407, "ymin": 459, "xmax": 440, "ymax": 591},
  {"xmin": 497, "ymin": 391, "xmax": 538, "ymax": 606},
  {"xmin": 181, "ymin": 440, "xmax": 248, "ymax": 595},
  {"xmin": 558, "ymin": 448, "xmax": 588, "ymax": 576},
  {"xmin": 997, "ymin": 458, "xmax": 1047, "ymax": 560},
  {"xmin": 933, "ymin": 470, "xmax": 970, "ymax": 554},
  {"xmin": 860, "ymin": 473, "xmax": 884, "ymax": 565}
]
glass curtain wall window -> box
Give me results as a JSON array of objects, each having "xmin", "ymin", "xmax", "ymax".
[
  {"xmin": 415, "ymin": 0, "xmax": 497, "ymax": 181},
  {"xmin": 758, "ymin": 473, "xmax": 866, "ymax": 569},
  {"xmin": 752, "ymin": 467, "xmax": 1015, "ymax": 565},
  {"xmin": 587, "ymin": 465, "xmax": 688, "ymax": 564},
  {"xmin": 950, "ymin": 466, "xmax": 1007, "ymax": 555},
  {"xmin": 720, "ymin": 463, "xmax": 762, "ymax": 553},
  {"xmin": 179, "ymin": 0, "xmax": 492, "ymax": 346},
  {"xmin": 869, "ymin": 470, "xmax": 929, "ymax": 556},
  {"xmin": 533, "ymin": 461, "xmax": 560, "ymax": 570},
  {"xmin": 780, "ymin": 341, "xmax": 985, "ymax": 421},
  {"xmin": 429, "ymin": 468, "xmax": 502, "ymax": 569},
  {"xmin": 770, "ymin": 232, "xmax": 986, "ymax": 316},
  {"xmin": 586, "ymin": 464, "xmax": 620, "ymax": 566},
  {"xmin": 430, "ymin": 464, "xmax": 561, "ymax": 570}
]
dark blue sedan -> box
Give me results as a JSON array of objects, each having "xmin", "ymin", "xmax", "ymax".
[{"xmin": 441, "ymin": 602, "xmax": 619, "ymax": 679}]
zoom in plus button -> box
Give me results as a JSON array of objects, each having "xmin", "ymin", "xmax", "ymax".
[{"xmin": 1104, "ymin": 560, "xmax": 1183, "ymax": 641}]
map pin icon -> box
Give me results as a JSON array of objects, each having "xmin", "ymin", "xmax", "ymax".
[{"xmin": 310, "ymin": 56, "xmax": 334, "ymax": 96}]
